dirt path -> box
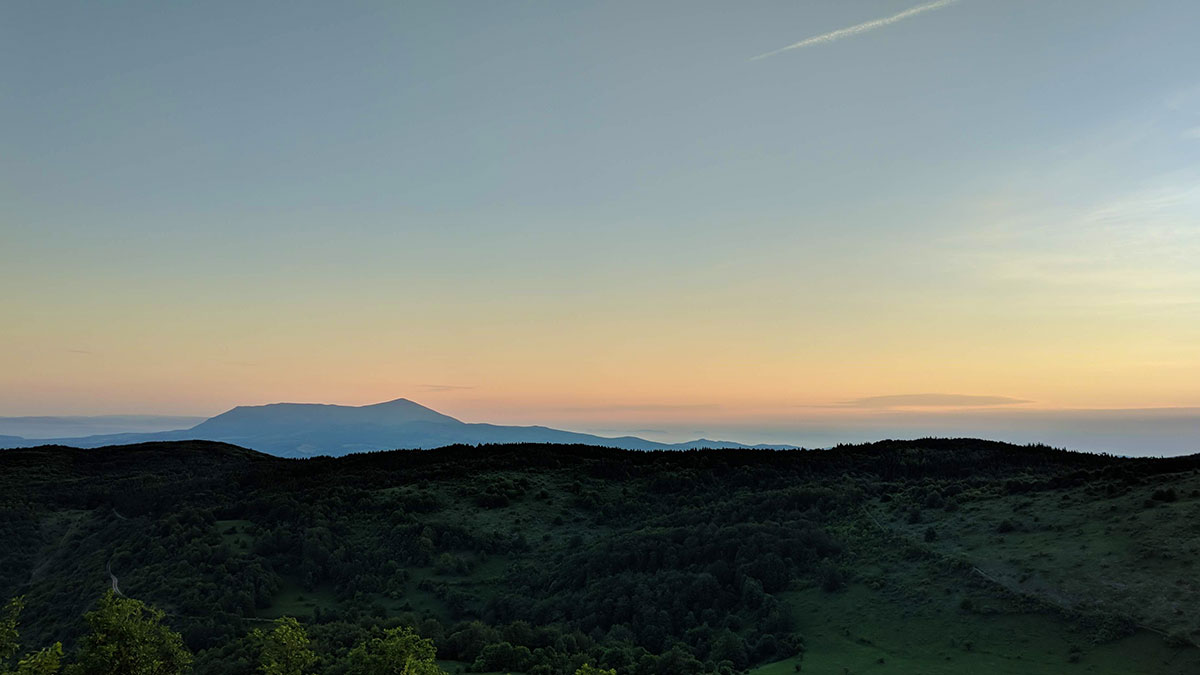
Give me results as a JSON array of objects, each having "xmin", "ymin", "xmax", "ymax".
[{"xmin": 106, "ymin": 559, "xmax": 125, "ymax": 597}]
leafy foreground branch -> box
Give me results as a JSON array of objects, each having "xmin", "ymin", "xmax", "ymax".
[
  {"xmin": 1, "ymin": 597, "xmax": 62, "ymax": 675},
  {"xmin": 2, "ymin": 593, "xmax": 614, "ymax": 675}
]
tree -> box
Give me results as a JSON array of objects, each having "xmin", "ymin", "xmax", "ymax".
[
  {"xmin": 345, "ymin": 626, "xmax": 446, "ymax": 675},
  {"xmin": 709, "ymin": 630, "xmax": 747, "ymax": 670},
  {"xmin": 13, "ymin": 644, "xmax": 63, "ymax": 675},
  {"xmin": 0, "ymin": 598, "xmax": 20, "ymax": 665},
  {"xmin": 67, "ymin": 591, "xmax": 192, "ymax": 675},
  {"xmin": 1, "ymin": 597, "xmax": 62, "ymax": 675},
  {"xmin": 472, "ymin": 642, "xmax": 534, "ymax": 673},
  {"xmin": 573, "ymin": 665, "xmax": 616, "ymax": 675},
  {"xmin": 253, "ymin": 618, "xmax": 316, "ymax": 675}
]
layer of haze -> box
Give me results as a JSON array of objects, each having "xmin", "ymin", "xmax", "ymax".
[{"xmin": 3, "ymin": 2, "xmax": 1199, "ymax": 453}]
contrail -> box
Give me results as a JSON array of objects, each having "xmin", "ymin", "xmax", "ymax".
[{"xmin": 751, "ymin": 0, "xmax": 960, "ymax": 61}]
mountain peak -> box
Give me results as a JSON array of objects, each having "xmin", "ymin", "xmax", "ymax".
[
  {"xmin": 364, "ymin": 397, "xmax": 422, "ymax": 409},
  {"xmin": 191, "ymin": 397, "xmax": 462, "ymax": 436},
  {"xmin": 358, "ymin": 397, "xmax": 461, "ymax": 420}
]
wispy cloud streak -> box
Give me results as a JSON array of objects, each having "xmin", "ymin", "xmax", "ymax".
[
  {"xmin": 837, "ymin": 394, "xmax": 1032, "ymax": 409},
  {"xmin": 751, "ymin": 0, "xmax": 960, "ymax": 61},
  {"xmin": 419, "ymin": 384, "xmax": 477, "ymax": 393}
]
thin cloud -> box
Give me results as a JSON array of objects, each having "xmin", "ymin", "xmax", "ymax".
[
  {"xmin": 553, "ymin": 403, "xmax": 722, "ymax": 413},
  {"xmin": 840, "ymin": 394, "xmax": 1032, "ymax": 408},
  {"xmin": 751, "ymin": 0, "xmax": 960, "ymax": 61},
  {"xmin": 949, "ymin": 173, "xmax": 1200, "ymax": 300},
  {"xmin": 584, "ymin": 428, "xmax": 670, "ymax": 436},
  {"xmin": 419, "ymin": 384, "xmax": 477, "ymax": 393}
]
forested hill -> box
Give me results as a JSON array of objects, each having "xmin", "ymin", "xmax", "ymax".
[{"xmin": 2, "ymin": 440, "xmax": 1199, "ymax": 674}]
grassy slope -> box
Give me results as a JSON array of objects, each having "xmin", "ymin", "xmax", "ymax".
[{"xmin": 880, "ymin": 467, "xmax": 1200, "ymax": 642}]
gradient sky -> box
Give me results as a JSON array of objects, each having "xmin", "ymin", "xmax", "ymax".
[{"xmin": 3, "ymin": 2, "xmax": 1200, "ymax": 449}]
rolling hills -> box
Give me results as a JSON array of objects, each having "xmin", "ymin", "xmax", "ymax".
[{"xmin": 1, "ymin": 438, "xmax": 1197, "ymax": 674}]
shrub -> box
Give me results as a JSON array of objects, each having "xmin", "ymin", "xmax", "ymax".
[
  {"xmin": 818, "ymin": 563, "xmax": 846, "ymax": 592},
  {"xmin": 1151, "ymin": 488, "xmax": 1177, "ymax": 503}
]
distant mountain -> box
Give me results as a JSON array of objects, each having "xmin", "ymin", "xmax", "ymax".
[
  {"xmin": 0, "ymin": 397, "xmax": 798, "ymax": 457},
  {"xmin": 0, "ymin": 415, "xmax": 208, "ymax": 439}
]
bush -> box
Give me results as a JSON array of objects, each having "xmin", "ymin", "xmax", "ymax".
[
  {"xmin": 818, "ymin": 563, "xmax": 846, "ymax": 592},
  {"xmin": 1151, "ymin": 488, "xmax": 1177, "ymax": 503},
  {"xmin": 1165, "ymin": 631, "xmax": 1192, "ymax": 648}
]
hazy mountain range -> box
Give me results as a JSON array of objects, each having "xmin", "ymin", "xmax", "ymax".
[
  {"xmin": 0, "ymin": 414, "xmax": 207, "ymax": 439},
  {"xmin": 0, "ymin": 398, "xmax": 797, "ymax": 457}
]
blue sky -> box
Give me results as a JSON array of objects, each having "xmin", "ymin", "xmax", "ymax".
[{"xmin": 3, "ymin": 2, "xmax": 1199, "ymax": 454}]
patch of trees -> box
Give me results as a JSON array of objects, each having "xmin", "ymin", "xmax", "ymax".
[{"xmin": 3, "ymin": 593, "xmax": 628, "ymax": 675}]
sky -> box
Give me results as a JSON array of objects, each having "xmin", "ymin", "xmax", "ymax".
[{"xmin": 3, "ymin": 2, "xmax": 1200, "ymax": 454}]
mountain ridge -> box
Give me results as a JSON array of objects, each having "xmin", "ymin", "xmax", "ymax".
[{"xmin": 0, "ymin": 398, "xmax": 798, "ymax": 457}]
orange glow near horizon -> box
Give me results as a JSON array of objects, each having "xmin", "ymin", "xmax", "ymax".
[{"xmin": 4, "ymin": 289, "xmax": 1198, "ymax": 421}]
